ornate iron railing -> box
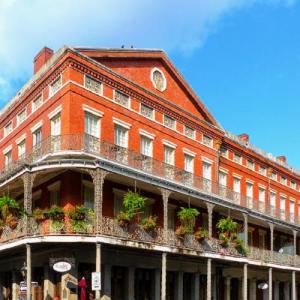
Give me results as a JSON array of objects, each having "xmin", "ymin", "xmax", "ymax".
[
  {"xmin": 0, "ymin": 216, "xmax": 298, "ymax": 267},
  {"xmin": 0, "ymin": 134, "xmax": 299, "ymax": 228}
]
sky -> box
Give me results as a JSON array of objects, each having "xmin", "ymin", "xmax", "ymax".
[{"xmin": 0, "ymin": 0, "xmax": 300, "ymax": 167}]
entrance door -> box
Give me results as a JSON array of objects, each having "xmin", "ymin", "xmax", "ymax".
[
  {"xmin": 183, "ymin": 273, "xmax": 192, "ymax": 300},
  {"xmin": 111, "ymin": 266, "xmax": 126, "ymax": 300},
  {"xmin": 134, "ymin": 269, "xmax": 153, "ymax": 300},
  {"xmin": 166, "ymin": 272, "xmax": 175, "ymax": 300}
]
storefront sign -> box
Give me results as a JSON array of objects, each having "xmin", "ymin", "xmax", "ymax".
[
  {"xmin": 92, "ymin": 272, "xmax": 101, "ymax": 291},
  {"xmin": 53, "ymin": 261, "xmax": 72, "ymax": 273}
]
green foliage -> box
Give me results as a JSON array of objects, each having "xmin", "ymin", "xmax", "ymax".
[
  {"xmin": 219, "ymin": 232, "xmax": 230, "ymax": 247},
  {"xmin": 123, "ymin": 191, "xmax": 146, "ymax": 220},
  {"xmin": 234, "ymin": 238, "xmax": 248, "ymax": 255},
  {"xmin": 175, "ymin": 225, "xmax": 187, "ymax": 238},
  {"xmin": 0, "ymin": 195, "xmax": 23, "ymax": 219},
  {"xmin": 216, "ymin": 217, "xmax": 237, "ymax": 235},
  {"xmin": 117, "ymin": 211, "xmax": 131, "ymax": 227},
  {"xmin": 141, "ymin": 215, "xmax": 157, "ymax": 231},
  {"xmin": 177, "ymin": 207, "xmax": 200, "ymax": 234},
  {"xmin": 32, "ymin": 208, "xmax": 46, "ymax": 223},
  {"xmin": 194, "ymin": 227, "xmax": 209, "ymax": 241},
  {"xmin": 68, "ymin": 206, "xmax": 95, "ymax": 233},
  {"xmin": 44, "ymin": 205, "xmax": 65, "ymax": 221}
]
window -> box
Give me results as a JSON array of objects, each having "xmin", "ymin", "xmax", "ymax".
[
  {"xmin": 291, "ymin": 181, "xmax": 297, "ymax": 190},
  {"xmin": 85, "ymin": 75, "xmax": 102, "ymax": 94},
  {"xmin": 290, "ymin": 200, "xmax": 295, "ymax": 221},
  {"xmin": 219, "ymin": 171, "xmax": 227, "ymax": 187},
  {"xmin": 168, "ymin": 205, "xmax": 176, "ymax": 230},
  {"xmin": 233, "ymin": 153, "xmax": 242, "ymax": 164},
  {"xmin": 140, "ymin": 104, "xmax": 154, "ymax": 119},
  {"xmin": 140, "ymin": 136, "xmax": 153, "ymax": 157},
  {"xmin": 246, "ymin": 182, "xmax": 253, "ymax": 208},
  {"xmin": 4, "ymin": 122, "xmax": 13, "ymax": 137},
  {"xmin": 246, "ymin": 182, "xmax": 253, "ymax": 198},
  {"xmin": 84, "ymin": 112, "xmax": 100, "ymax": 138},
  {"xmin": 220, "ymin": 148, "xmax": 228, "ymax": 158},
  {"xmin": 270, "ymin": 192, "xmax": 276, "ymax": 212},
  {"xmin": 259, "ymin": 166, "xmax": 267, "ymax": 176},
  {"xmin": 247, "ymin": 160, "xmax": 254, "ymax": 170},
  {"xmin": 33, "ymin": 128, "xmax": 42, "ymax": 146},
  {"xmin": 184, "ymin": 154, "xmax": 194, "ymax": 173},
  {"xmin": 270, "ymin": 172, "xmax": 277, "ymax": 180},
  {"xmin": 83, "ymin": 181, "xmax": 94, "ymax": 209},
  {"xmin": 32, "ymin": 95, "xmax": 43, "ymax": 112},
  {"xmin": 233, "ymin": 177, "xmax": 241, "ymax": 193},
  {"xmin": 184, "ymin": 126, "xmax": 195, "ymax": 139},
  {"xmin": 49, "ymin": 76, "xmax": 62, "ymax": 96},
  {"xmin": 4, "ymin": 150, "xmax": 12, "ymax": 167},
  {"xmin": 164, "ymin": 146, "xmax": 175, "ymax": 166},
  {"xmin": 151, "ymin": 68, "xmax": 167, "ymax": 91},
  {"xmin": 280, "ymin": 196, "xmax": 286, "ymax": 219},
  {"xmin": 17, "ymin": 109, "xmax": 26, "ymax": 126},
  {"xmin": 113, "ymin": 190, "xmax": 125, "ymax": 217},
  {"xmin": 281, "ymin": 176, "xmax": 287, "ymax": 185},
  {"xmin": 51, "ymin": 114, "xmax": 61, "ymax": 136},
  {"xmin": 18, "ymin": 140, "xmax": 26, "ymax": 158},
  {"xmin": 114, "ymin": 90, "xmax": 129, "ymax": 107},
  {"xmin": 258, "ymin": 187, "xmax": 265, "ymax": 202},
  {"xmin": 258, "ymin": 231, "xmax": 266, "ymax": 250},
  {"xmin": 202, "ymin": 161, "xmax": 212, "ymax": 180},
  {"xmin": 114, "ymin": 125, "xmax": 128, "ymax": 148},
  {"xmin": 203, "ymin": 135, "xmax": 213, "ymax": 147},
  {"xmin": 163, "ymin": 115, "xmax": 175, "ymax": 129},
  {"xmin": 48, "ymin": 181, "xmax": 60, "ymax": 206}
]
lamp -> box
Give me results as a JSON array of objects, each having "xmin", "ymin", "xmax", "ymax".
[
  {"xmin": 257, "ymin": 282, "xmax": 268, "ymax": 290},
  {"xmin": 20, "ymin": 262, "xmax": 27, "ymax": 279}
]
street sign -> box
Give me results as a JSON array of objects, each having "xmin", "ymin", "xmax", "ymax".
[
  {"xmin": 92, "ymin": 272, "xmax": 101, "ymax": 291},
  {"xmin": 53, "ymin": 261, "xmax": 72, "ymax": 273}
]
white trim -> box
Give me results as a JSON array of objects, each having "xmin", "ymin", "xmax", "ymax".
[
  {"xmin": 3, "ymin": 145, "xmax": 12, "ymax": 154},
  {"xmin": 162, "ymin": 139, "xmax": 177, "ymax": 149},
  {"xmin": 83, "ymin": 104, "xmax": 104, "ymax": 118},
  {"xmin": 32, "ymin": 93, "xmax": 43, "ymax": 112},
  {"xmin": 233, "ymin": 173, "xmax": 243, "ymax": 179},
  {"xmin": 84, "ymin": 74, "xmax": 103, "ymax": 95},
  {"xmin": 48, "ymin": 105, "xmax": 62, "ymax": 119},
  {"xmin": 150, "ymin": 67, "xmax": 167, "ymax": 92},
  {"xmin": 183, "ymin": 148, "xmax": 196, "ymax": 157},
  {"xmin": 49, "ymin": 75, "xmax": 62, "ymax": 97},
  {"xmin": 31, "ymin": 121, "xmax": 43, "ymax": 133},
  {"xmin": 258, "ymin": 184, "xmax": 266, "ymax": 189},
  {"xmin": 280, "ymin": 193, "xmax": 287, "ymax": 198},
  {"xmin": 16, "ymin": 134, "xmax": 26, "ymax": 145},
  {"xmin": 219, "ymin": 167, "xmax": 228, "ymax": 174},
  {"xmin": 113, "ymin": 118, "xmax": 131, "ymax": 129},
  {"xmin": 139, "ymin": 129, "xmax": 155, "ymax": 140},
  {"xmin": 246, "ymin": 179, "xmax": 254, "ymax": 184},
  {"xmin": 113, "ymin": 90, "xmax": 131, "ymax": 108},
  {"xmin": 202, "ymin": 156, "xmax": 213, "ymax": 164}
]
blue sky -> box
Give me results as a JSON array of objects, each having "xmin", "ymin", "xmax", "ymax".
[{"xmin": 0, "ymin": 0, "xmax": 300, "ymax": 167}]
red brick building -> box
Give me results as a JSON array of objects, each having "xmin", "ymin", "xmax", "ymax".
[{"xmin": 0, "ymin": 46, "xmax": 299, "ymax": 300}]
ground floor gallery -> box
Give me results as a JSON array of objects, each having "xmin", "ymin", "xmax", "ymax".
[{"xmin": 0, "ymin": 242, "xmax": 299, "ymax": 300}]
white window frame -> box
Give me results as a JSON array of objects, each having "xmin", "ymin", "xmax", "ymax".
[
  {"xmin": 3, "ymin": 122, "xmax": 13, "ymax": 138},
  {"xmin": 17, "ymin": 108, "xmax": 27, "ymax": 126},
  {"xmin": 140, "ymin": 103, "xmax": 154, "ymax": 119},
  {"xmin": 32, "ymin": 94, "xmax": 43, "ymax": 112},
  {"xmin": 84, "ymin": 75, "xmax": 103, "ymax": 95},
  {"xmin": 113, "ymin": 90, "xmax": 130, "ymax": 108},
  {"xmin": 49, "ymin": 75, "xmax": 62, "ymax": 97}
]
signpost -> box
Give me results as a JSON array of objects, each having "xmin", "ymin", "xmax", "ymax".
[{"xmin": 92, "ymin": 272, "xmax": 101, "ymax": 291}]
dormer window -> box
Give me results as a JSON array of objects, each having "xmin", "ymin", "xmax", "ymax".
[
  {"xmin": 163, "ymin": 115, "xmax": 175, "ymax": 130},
  {"xmin": 184, "ymin": 125, "xmax": 195, "ymax": 139},
  {"xmin": 114, "ymin": 90, "xmax": 130, "ymax": 108},
  {"xmin": 4, "ymin": 122, "xmax": 13, "ymax": 137},
  {"xmin": 85, "ymin": 75, "xmax": 102, "ymax": 94},
  {"xmin": 49, "ymin": 76, "xmax": 62, "ymax": 96}
]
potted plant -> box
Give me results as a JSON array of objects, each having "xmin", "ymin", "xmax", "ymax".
[
  {"xmin": 44, "ymin": 206, "xmax": 65, "ymax": 232},
  {"xmin": 194, "ymin": 227, "xmax": 209, "ymax": 242},
  {"xmin": 32, "ymin": 208, "xmax": 46, "ymax": 223},
  {"xmin": 177, "ymin": 207, "xmax": 200, "ymax": 235},
  {"xmin": 216, "ymin": 217, "xmax": 238, "ymax": 247},
  {"xmin": 0, "ymin": 219, "xmax": 4, "ymax": 236},
  {"xmin": 0, "ymin": 195, "xmax": 23, "ymax": 219},
  {"xmin": 175, "ymin": 225, "xmax": 187, "ymax": 239},
  {"xmin": 123, "ymin": 191, "xmax": 146, "ymax": 222},
  {"xmin": 219, "ymin": 232, "xmax": 230, "ymax": 248},
  {"xmin": 141, "ymin": 215, "xmax": 157, "ymax": 232},
  {"xmin": 68, "ymin": 206, "xmax": 95, "ymax": 233},
  {"xmin": 233, "ymin": 238, "xmax": 248, "ymax": 255},
  {"xmin": 6, "ymin": 214, "xmax": 18, "ymax": 229},
  {"xmin": 117, "ymin": 211, "xmax": 131, "ymax": 228}
]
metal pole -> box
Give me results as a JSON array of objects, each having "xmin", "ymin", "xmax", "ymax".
[
  {"xmin": 161, "ymin": 253, "xmax": 167, "ymax": 300},
  {"xmin": 207, "ymin": 259, "xmax": 212, "ymax": 300},
  {"xmin": 243, "ymin": 264, "xmax": 248, "ymax": 300},
  {"xmin": 26, "ymin": 244, "xmax": 31, "ymax": 300},
  {"xmin": 96, "ymin": 243, "xmax": 101, "ymax": 299}
]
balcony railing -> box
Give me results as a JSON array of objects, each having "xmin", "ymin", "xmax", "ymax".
[
  {"xmin": 1, "ymin": 215, "xmax": 299, "ymax": 268},
  {"xmin": 0, "ymin": 134, "xmax": 299, "ymax": 227}
]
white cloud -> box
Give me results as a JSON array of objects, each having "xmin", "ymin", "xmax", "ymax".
[{"xmin": 0, "ymin": 0, "xmax": 296, "ymax": 105}]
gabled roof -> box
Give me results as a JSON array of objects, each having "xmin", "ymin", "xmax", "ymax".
[{"xmin": 74, "ymin": 47, "xmax": 222, "ymax": 129}]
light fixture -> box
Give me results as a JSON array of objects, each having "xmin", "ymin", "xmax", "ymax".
[
  {"xmin": 258, "ymin": 282, "xmax": 268, "ymax": 290},
  {"xmin": 20, "ymin": 262, "xmax": 27, "ymax": 279},
  {"xmin": 278, "ymin": 248, "xmax": 284, "ymax": 253}
]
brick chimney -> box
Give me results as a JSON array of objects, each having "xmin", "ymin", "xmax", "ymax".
[
  {"xmin": 33, "ymin": 47, "xmax": 54, "ymax": 74},
  {"xmin": 238, "ymin": 133, "xmax": 249, "ymax": 143},
  {"xmin": 277, "ymin": 156, "xmax": 287, "ymax": 163}
]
